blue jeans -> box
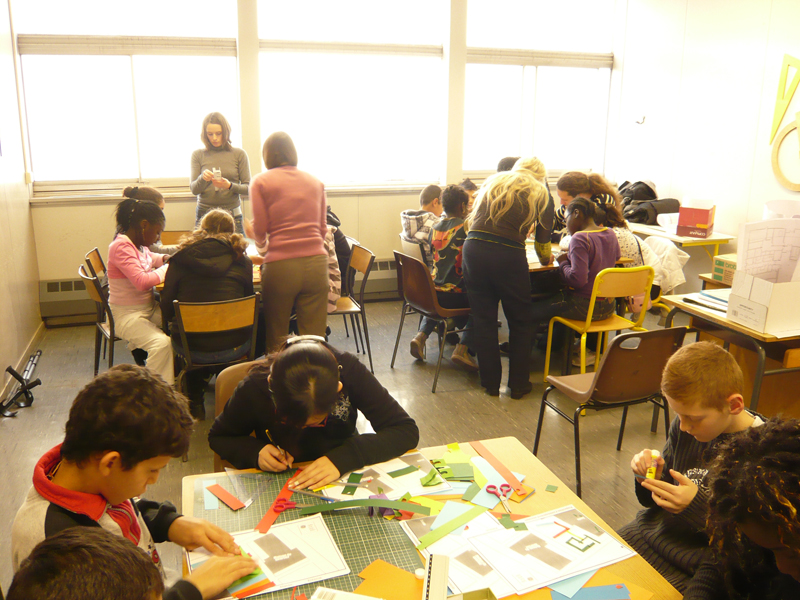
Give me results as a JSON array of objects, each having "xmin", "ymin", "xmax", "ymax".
[{"xmin": 195, "ymin": 205, "xmax": 244, "ymax": 235}]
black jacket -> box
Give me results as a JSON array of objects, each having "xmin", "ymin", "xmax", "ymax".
[
  {"xmin": 160, "ymin": 238, "xmax": 254, "ymax": 352},
  {"xmin": 208, "ymin": 349, "xmax": 419, "ymax": 475}
]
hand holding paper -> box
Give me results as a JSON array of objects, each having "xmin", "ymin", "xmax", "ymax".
[
  {"xmin": 168, "ymin": 516, "xmax": 238, "ymax": 555},
  {"xmin": 289, "ymin": 456, "xmax": 340, "ymax": 490},
  {"xmin": 186, "ymin": 554, "xmax": 258, "ymax": 600}
]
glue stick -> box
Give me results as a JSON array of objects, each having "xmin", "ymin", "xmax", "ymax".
[{"xmin": 646, "ymin": 450, "xmax": 660, "ymax": 479}]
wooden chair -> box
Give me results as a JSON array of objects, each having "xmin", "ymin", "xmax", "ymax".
[
  {"xmin": 533, "ymin": 327, "xmax": 687, "ymax": 497},
  {"xmin": 390, "ymin": 251, "xmax": 471, "ymax": 393},
  {"xmin": 78, "ymin": 264, "xmax": 121, "ymax": 376},
  {"xmin": 159, "ymin": 230, "xmax": 191, "ymax": 246},
  {"xmin": 213, "ymin": 360, "xmax": 260, "ymax": 472},
  {"xmin": 172, "ymin": 294, "xmax": 261, "ymax": 401},
  {"xmin": 329, "ymin": 244, "xmax": 375, "ymax": 372},
  {"xmin": 543, "ymin": 266, "xmax": 655, "ymax": 380},
  {"xmin": 84, "ymin": 247, "xmax": 107, "ymax": 280}
]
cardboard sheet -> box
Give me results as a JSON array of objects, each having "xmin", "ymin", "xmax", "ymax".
[{"xmin": 354, "ymin": 559, "xmax": 423, "ymax": 600}]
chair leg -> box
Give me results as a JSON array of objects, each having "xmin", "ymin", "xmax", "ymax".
[
  {"xmin": 650, "ymin": 402, "xmax": 660, "ymax": 434},
  {"xmin": 573, "ymin": 404, "xmax": 584, "ymax": 498},
  {"xmin": 617, "ymin": 405, "xmax": 629, "ymax": 451},
  {"xmin": 354, "ymin": 312, "xmax": 366, "ymax": 356},
  {"xmin": 349, "ymin": 314, "xmax": 360, "ymax": 352},
  {"xmin": 579, "ymin": 333, "xmax": 588, "ymax": 374},
  {"xmin": 662, "ymin": 396, "xmax": 670, "ymax": 440},
  {"xmin": 342, "ymin": 314, "xmax": 350, "ymax": 338},
  {"xmin": 391, "ymin": 304, "xmax": 410, "ymax": 368},
  {"xmin": 431, "ymin": 321, "xmax": 447, "ymax": 393},
  {"xmin": 532, "ymin": 386, "xmax": 554, "ymax": 455},
  {"xmin": 94, "ymin": 329, "xmax": 102, "ymax": 376},
  {"xmin": 594, "ymin": 332, "xmax": 603, "ymax": 372},
  {"xmin": 108, "ymin": 338, "xmax": 115, "ymax": 371},
  {"xmin": 543, "ymin": 322, "xmax": 556, "ymax": 382},
  {"xmin": 360, "ymin": 309, "xmax": 373, "ymax": 373},
  {"xmin": 102, "ymin": 337, "xmax": 107, "ymax": 360}
]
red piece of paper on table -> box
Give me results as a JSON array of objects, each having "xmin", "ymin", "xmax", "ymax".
[
  {"xmin": 255, "ymin": 471, "xmax": 297, "ymax": 533},
  {"xmin": 469, "ymin": 440, "xmax": 527, "ymax": 497},
  {"xmin": 206, "ymin": 484, "xmax": 246, "ymax": 510},
  {"xmin": 232, "ymin": 579, "xmax": 275, "ymax": 599}
]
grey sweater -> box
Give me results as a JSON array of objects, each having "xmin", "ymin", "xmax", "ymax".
[{"xmin": 190, "ymin": 146, "xmax": 251, "ymax": 211}]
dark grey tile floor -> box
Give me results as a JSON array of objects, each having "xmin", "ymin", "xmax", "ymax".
[{"xmin": 0, "ymin": 301, "xmax": 689, "ymax": 591}]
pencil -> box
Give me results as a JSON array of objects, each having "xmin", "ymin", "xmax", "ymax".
[{"xmin": 265, "ymin": 429, "xmax": 288, "ymax": 464}]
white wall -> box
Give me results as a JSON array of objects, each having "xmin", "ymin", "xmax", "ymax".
[{"xmin": 0, "ymin": 0, "xmax": 42, "ymax": 393}]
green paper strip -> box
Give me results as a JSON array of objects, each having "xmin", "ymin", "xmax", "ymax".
[
  {"xmin": 461, "ymin": 481, "xmax": 481, "ymax": 502},
  {"xmin": 420, "ymin": 468, "xmax": 442, "ymax": 487},
  {"xmin": 416, "ymin": 505, "xmax": 487, "ymax": 550},
  {"xmin": 388, "ymin": 465, "xmax": 419, "ymax": 478},
  {"xmin": 431, "ymin": 458, "xmax": 446, "ymax": 467},
  {"xmin": 400, "ymin": 492, "xmax": 412, "ymax": 502},
  {"xmin": 499, "ymin": 514, "xmax": 528, "ymax": 531},
  {"xmin": 298, "ymin": 499, "xmax": 431, "ymax": 516},
  {"xmin": 342, "ymin": 472, "xmax": 362, "ymax": 495}
]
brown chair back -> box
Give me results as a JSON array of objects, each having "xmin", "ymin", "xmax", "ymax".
[
  {"xmin": 160, "ymin": 231, "xmax": 191, "ymax": 246},
  {"xmin": 79, "ymin": 264, "xmax": 112, "ymax": 325},
  {"xmin": 213, "ymin": 360, "xmax": 261, "ymax": 471},
  {"xmin": 393, "ymin": 251, "xmax": 439, "ymax": 316},
  {"xmin": 85, "ymin": 247, "xmax": 106, "ymax": 279},
  {"xmin": 174, "ymin": 295, "xmax": 258, "ymax": 333},
  {"xmin": 590, "ymin": 327, "xmax": 686, "ymax": 405}
]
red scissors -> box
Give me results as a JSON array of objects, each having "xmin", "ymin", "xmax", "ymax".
[
  {"xmin": 273, "ymin": 498, "xmax": 312, "ymax": 513},
  {"xmin": 486, "ymin": 484, "xmax": 512, "ymax": 512}
]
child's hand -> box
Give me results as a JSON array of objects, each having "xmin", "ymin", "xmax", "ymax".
[
  {"xmin": 186, "ymin": 555, "xmax": 257, "ymax": 600},
  {"xmin": 258, "ymin": 444, "xmax": 294, "ymax": 472},
  {"xmin": 288, "ymin": 457, "xmax": 340, "ymax": 490},
  {"xmin": 640, "ymin": 470, "xmax": 698, "ymax": 514},
  {"xmin": 631, "ymin": 449, "xmax": 664, "ymax": 479},
  {"xmin": 202, "ymin": 169, "xmax": 215, "ymax": 181},
  {"xmin": 168, "ymin": 516, "xmax": 238, "ymax": 555}
]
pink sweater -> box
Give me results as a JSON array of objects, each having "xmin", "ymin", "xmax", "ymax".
[
  {"xmin": 107, "ymin": 235, "xmax": 168, "ymax": 306},
  {"xmin": 250, "ymin": 166, "xmax": 327, "ymax": 263}
]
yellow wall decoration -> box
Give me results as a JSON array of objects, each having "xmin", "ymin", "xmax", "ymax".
[{"xmin": 770, "ymin": 54, "xmax": 800, "ymax": 191}]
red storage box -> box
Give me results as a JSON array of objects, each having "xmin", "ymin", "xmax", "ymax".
[{"xmin": 677, "ymin": 205, "xmax": 715, "ymax": 238}]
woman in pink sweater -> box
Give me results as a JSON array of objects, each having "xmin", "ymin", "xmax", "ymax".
[
  {"xmin": 107, "ymin": 191, "xmax": 173, "ymax": 384},
  {"xmin": 250, "ymin": 132, "xmax": 328, "ymax": 352}
]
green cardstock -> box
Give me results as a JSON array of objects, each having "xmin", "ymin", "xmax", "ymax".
[
  {"xmin": 499, "ymin": 514, "xmax": 528, "ymax": 531},
  {"xmin": 298, "ymin": 499, "xmax": 431, "ymax": 516},
  {"xmin": 342, "ymin": 472, "xmax": 362, "ymax": 495},
  {"xmin": 545, "ymin": 484, "xmax": 558, "ymax": 493},
  {"xmin": 436, "ymin": 467, "xmax": 454, "ymax": 479},
  {"xmin": 416, "ymin": 505, "xmax": 488, "ymax": 550},
  {"xmin": 388, "ymin": 465, "xmax": 419, "ymax": 478},
  {"xmin": 445, "ymin": 463, "xmax": 474, "ymax": 479},
  {"xmin": 420, "ymin": 468, "xmax": 442, "ymax": 487},
  {"xmin": 461, "ymin": 482, "xmax": 481, "ymax": 502}
]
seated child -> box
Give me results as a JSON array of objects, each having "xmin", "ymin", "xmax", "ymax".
[
  {"xmin": 408, "ymin": 185, "xmax": 477, "ymax": 370},
  {"xmin": 618, "ymin": 342, "xmax": 765, "ymax": 594},
  {"xmin": 209, "ymin": 336, "xmax": 419, "ymax": 491},
  {"xmin": 529, "ymin": 197, "xmax": 620, "ymax": 342},
  {"xmin": 11, "ymin": 365, "xmax": 255, "ymax": 600},
  {"xmin": 553, "ymin": 171, "xmax": 620, "ymax": 239},
  {"xmin": 683, "ymin": 418, "xmax": 800, "ymax": 600},
  {"xmin": 400, "ymin": 184, "xmax": 443, "ymax": 269}
]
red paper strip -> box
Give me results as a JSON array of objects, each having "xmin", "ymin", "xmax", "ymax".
[
  {"xmin": 469, "ymin": 440, "xmax": 527, "ymax": 497},
  {"xmin": 232, "ymin": 579, "xmax": 275, "ymax": 598},
  {"xmin": 206, "ymin": 484, "xmax": 246, "ymax": 510},
  {"xmin": 255, "ymin": 472, "xmax": 297, "ymax": 533}
]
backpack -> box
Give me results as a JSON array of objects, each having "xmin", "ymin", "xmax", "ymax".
[{"xmin": 619, "ymin": 181, "xmax": 657, "ymax": 207}]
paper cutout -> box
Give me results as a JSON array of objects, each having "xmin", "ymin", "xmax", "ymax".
[
  {"xmin": 469, "ymin": 458, "xmax": 515, "ymax": 509},
  {"xmin": 255, "ymin": 476, "xmax": 294, "ymax": 533},
  {"xmin": 446, "ymin": 442, "xmax": 461, "ymax": 452},
  {"xmin": 470, "ymin": 441, "xmax": 527, "ymax": 497},
  {"xmin": 368, "ymin": 494, "xmax": 395, "ymax": 518},
  {"xmin": 416, "ymin": 505, "xmax": 487, "ymax": 550},
  {"xmin": 421, "ymin": 468, "xmax": 443, "ymax": 487},
  {"xmin": 343, "ymin": 471, "xmax": 363, "ymax": 495},
  {"xmin": 432, "ymin": 501, "xmax": 475, "ymax": 536},
  {"xmin": 499, "ymin": 514, "xmax": 528, "ymax": 531},
  {"xmin": 409, "ymin": 496, "xmax": 445, "ymax": 515},
  {"xmin": 206, "ymin": 484, "xmax": 246, "ymax": 510},
  {"xmin": 389, "ymin": 465, "xmax": 419, "ymax": 478},
  {"xmin": 462, "ymin": 481, "xmax": 481, "ymax": 502},
  {"xmin": 202, "ymin": 479, "xmax": 219, "ymax": 510},
  {"xmin": 355, "ymin": 559, "xmax": 424, "ymax": 600},
  {"xmin": 511, "ymin": 483, "xmax": 535, "ymax": 502},
  {"xmin": 546, "ymin": 484, "xmax": 559, "ymax": 493},
  {"xmin": 548, "ymin": 569, "xmax": 597, "ymax": 597},
  {"xmin": 299, "ymin": 498, "xmax": 431, "ymax": 516},
  {"xmin": 583, "ymin": 570, "xmax": 652, "ymax": 600},
  {"xmin": 550, "ymin": 584, "xmax": 630, "ymax": 600}
]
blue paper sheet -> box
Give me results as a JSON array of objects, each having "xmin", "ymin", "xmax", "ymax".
[
  {"xmin": 547, "ymin": 570, "xmax": 597, "ymax": 598},
  {"xmin": 431, "ymin": 501, "xmax": 475, "ymax": 536},
  {"xmin": 202, "ymin": 479, "xmax": 219, "ymax": 510},
  {"xmin": 550, "ymin": 583, "xmax": 630, "ymax": 600}
]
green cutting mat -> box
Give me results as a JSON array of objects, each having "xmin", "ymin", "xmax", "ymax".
[{"xmin": 193, "ymin": 471, "xmax": 423, "ymax": 599}]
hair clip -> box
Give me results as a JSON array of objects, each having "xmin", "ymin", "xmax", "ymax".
[{"xmin": 285, "ymin": 335, "xmax": 327, "ymax": 346}]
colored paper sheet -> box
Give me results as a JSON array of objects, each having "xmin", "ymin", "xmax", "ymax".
[
  {"xmin": 420, "ymin": 468, "xmax": 443, "ymax": 487},
  {"xmin": 255, "ymin": 476, "xmax": 294, "ymax": 533},
  {"xmin": 206, "ymin": 484, "xmax": 245, "ymax": 510},
  {"xmin": 499, "ymin": 514, "xmax": 528, "ymax": 531},
  {"xmin": 202, "ymin": 479, "xmax": 219, "ymax": 510},
  {"xmin": 511, "ymin": 483, "xmax": 535, "ymax": 503},
  {"xmin": 431, "ymin": 501, "xmax": 474, "ymax": 536},
  {"xmin": 416, "ymin": 505, "xmax": 487, "ymax": 550},
  {"xmin": 546, "ymin": 484, "xmax": 559, "ymax": 493},
  {"xmin": 583, "ymin": 570, "xmax": 652, "ymax": 600},
  {"xmin": 550, "ymin": 584, "xmax": 630, "ymax": 600},
  {"xmin": 442, "ymin": 462, "xmax": 474, "ymax": 480},
  {"xmin": 470, "ymin": 440, "xmax": 527, "ymax": 497},
  {"xmin": 469, "ymin": 458, "xmax": 512, "ymax": 509},
  {"xmin": 388, "ymin": 465, "xmax": 419, "ymax": 478},
  {"xmin": 355, "ymin": 559, "xmax": 423, "ymax": 600},
  {"xmin": 426, "ymin": 481, "xmax": 473, "ymax": 496},
  {"xmin": 343, "ymin": 472, "xmax": 363, "ymax": 495},
  {"xmin": 408, "ymin": 496, "xmax": 445, "ymax": 515},
  {"xmin": 461, "ymin": 481, "xmax": 481, "ymax": 502},
  {"xmin": 548, "ymin": 570, "xmax": 597, "ymax": 598},
  {"xmin": 299, "ymin": 499, "xmax": 431, "ymax": 516},
  {"xmin": 442, "ymin": 442, "xmax": 473, "ymax": 465}
]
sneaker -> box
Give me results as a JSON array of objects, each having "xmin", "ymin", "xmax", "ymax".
[
  {"xmin": 451, "ymin": 344, "xmax": 479, "ymax": 371},
  {"xmin": 132, "ymin": 348, "xmax": 148, "ymax": 366},
  {"xmin": 571, "ymin": 348, "xmax": 597, "ymax": 367},
  {"xmin": 499, "ymin": 342, "xmax": 510, "ymax": 355},
  {"xmin": 410, "ymin": 332, "xmax": 427, "ymax": 361}
]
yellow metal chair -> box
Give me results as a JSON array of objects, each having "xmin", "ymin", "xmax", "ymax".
[{"xmin": 543, "ymin": 266, "xmax": 655, "ymax": 380}]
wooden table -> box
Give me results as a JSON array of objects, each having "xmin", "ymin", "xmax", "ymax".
[
  {"xmin": 662, "ymin": 294, "xmax": 800, "ymax": 415},
  {"xmin": 699, "ymin": 272, "xmax": 729, "ymax": 290},
  {"xmin": 628, "ymin": 223, "xmax": 734, "ymax": 258},
  {"xmin": 183, "ymin": 436, "xmax": 680, "ymax": 599}
]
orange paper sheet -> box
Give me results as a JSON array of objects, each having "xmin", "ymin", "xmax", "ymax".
[
  {"xmin": 354, "ymin": 559, "xmax": 423, "ymax": 600},
  {"xmin": 502, "ymin": 568, "xmax": 653, "ymax": 600},
  {"xmin": 470, "ymin": 440, "xmax": 527, "ymax": 497},
  {"xmin": 255, "ymin": 474, "xmax": 295, "ymax": 533},
  {"xmin": 206, "ymin": 484, "xmax": 246, "ymax": 510}
]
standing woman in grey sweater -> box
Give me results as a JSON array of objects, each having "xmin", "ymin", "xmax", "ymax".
[{"xmin": 190, "ymin": 112, "xmax": 251, "ymax": 234}]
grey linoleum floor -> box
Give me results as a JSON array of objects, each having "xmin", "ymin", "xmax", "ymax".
[{"xmin": 0, "ymin": 300, "xmax": 690, "ymax": 591}]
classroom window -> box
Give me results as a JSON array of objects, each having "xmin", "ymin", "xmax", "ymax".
[
  {"xmin": 20, "ymin": 54, "xmax": 240, "ymax": 182},
  {"xmin": 258, "ymin": 52, "xmax": 444, "ymax": 185},
  {"xmin": 462, "ymin": 64, "xmax": 610, "ymax": 173},
  {"xmin": 11, "ymin": 0, "xmax": 237, "ymax": 37}
]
